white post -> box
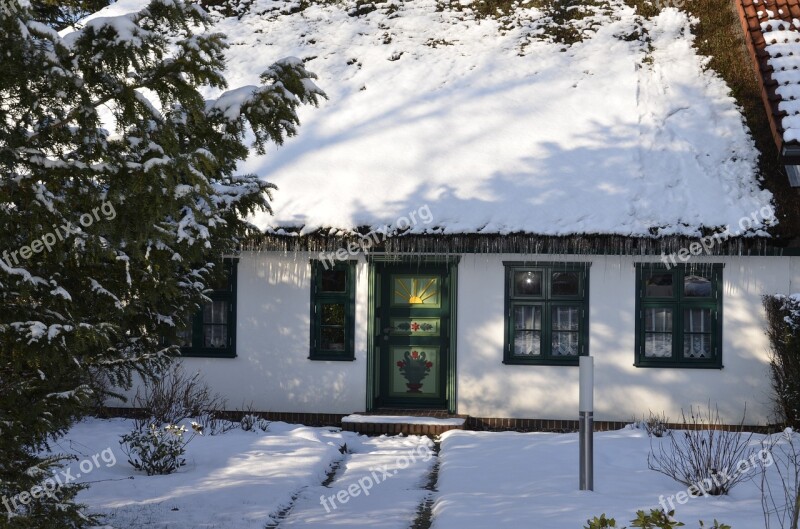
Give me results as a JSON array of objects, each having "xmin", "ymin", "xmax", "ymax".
[{"xmin": 579, "ymin": 355, "xmax": 594, "ymax": 491}]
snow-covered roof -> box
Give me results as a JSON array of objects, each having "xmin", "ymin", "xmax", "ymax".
[{"xmin": 92, "ymin": 0, "xmax": 773, "ymax": 237}]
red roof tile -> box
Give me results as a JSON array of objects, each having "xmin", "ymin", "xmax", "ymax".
[{"xmin": 735, "ymin": 0, "xmax": 800, "ymax": 149}]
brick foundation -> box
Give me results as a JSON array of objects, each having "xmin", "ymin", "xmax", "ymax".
[{"xmin": 101, "ymin": 407, "xmax": 773, "ymax": 435}]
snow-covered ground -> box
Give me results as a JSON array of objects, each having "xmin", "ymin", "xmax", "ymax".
[
  {"xmin": 51, "ymin": 418, "xmax": 774, "ymax": 528},
  {"xmin": 57, "ymin": 418, "xmax": 434, "ymax": 529},
  {"xmin": 279, "ymin": 434, "xmax": 435, "ymax": 528},
  {"xmin": 61, "ymin": 419, "xmax": 345, "ymax": 528},
  {"xmin": 433, "ymin": 428, "xmax": 766, "ymax": 528}
]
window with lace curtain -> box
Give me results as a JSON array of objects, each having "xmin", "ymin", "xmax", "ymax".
[
  {"xmin": 503, "ymin": 262, "xmax": 590, "ymax": 366},
  {"xmin": 634, "ymin": 263, "xmax": 722, "ymax": 368},
  {"xmin": 175, "ymin": 259, "xmax": 237, "ymax": 358}
]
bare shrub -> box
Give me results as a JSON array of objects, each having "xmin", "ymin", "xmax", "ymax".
[
  {"xmin": 638, "ymin": 410, "xmax": 670, "ymax": 438},
  {"xmin": 197, "ymin": 409, "xmax": 238, "ymax": 436},
  {"xmin": 757, "ymin": 429, "xmax": 800, "ymax": 529},
  {"xmin": 133, "ymin": 363, "xmax": 228, "ymax": 430},
  {"xmin": 647, "ymin": 403, "xmax": 756, "ymax": 495},
  {"xmin": 239, "ymin": 403, "xmax": 270, "ymax": 432}
]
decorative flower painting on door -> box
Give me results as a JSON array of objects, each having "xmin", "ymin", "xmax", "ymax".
[
  {"xmin": 389, "ymin": 318, "xmax": 440, "ymax": 336},
  {"xmin": 392, "ymin": 276, "xmax": 440, "ymax": 307},
  {"xmin": 392, "ymin": 347, "xmax": 438, "ymax": 395}
]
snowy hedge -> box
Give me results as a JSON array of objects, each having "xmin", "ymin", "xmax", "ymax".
[{"xmin": 764, "ymin": 294, "xmax": 800, "ymax": 426}]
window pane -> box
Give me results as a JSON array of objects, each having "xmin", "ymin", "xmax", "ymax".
[
  {"xmin": 645, "ymin": 308, "xmax": 672, "ymax": 332},
  {"xmin": 683, "ymin": 308, "xmax": 712, "ymax": 359},
  {"xmin": 321, "ymin": 270, "xmax": 347, "ymax": 293},
  {"xmin": 552, "ymin": 306, "xmax": 579, "ymax": 331},
  {"xmin": 684, "ymin": 275, "xmax": 712, "ymax": 297},
  {"xmin": 644, "ymin": 334, "xmax": 672, "ymax": 357},
  {"xmin": 684, "ymin": 334, "xmax": 712, "ymax": 358},
  {"xmin": 552, "ymin": 272, "xmax": 580, "ymax": 296},
  {"xmin": 514, "ymin": 271, "xmax": 542, "ymax": 296},
  {"xmin": 204, "ymin": 325, "xmax": 227, "ymax": 348},
  {"xmin": 392, "ymin": 276, "xmax": 440, "ymax": 306},
  {"xmin": 321, "ymin": 327, "xmax": 345, "ymax": 351},
  {"xmin": 514, "ymin": 305, "xmax": 542, "ymax": 330},
  {"xmin": 684, "ymin": 308, "xmax": 711, "ymax": 332},
  {"xmin": 178, "ymin": 261, "xmax": 237, "ymax": 356},
  {"xmin": 203, "ymin": 300, "xmax": 228, "ymax": 325},
  {"xmin": 645, "ymin": 273, "xmax": 673, "ymax": 297},
  {"xmin": 514, "ymin": 330, "xmax": 541, "ymax": 356},
  {"xmin": 552, "ymin": 332, "xmax": 578, "ymax": 356},
  {"xmin": 207, "ymin": 268, "xmax": 230, "ymax": 290},
  {"xmin": 322, "ymin": 303, "xmax": 345, "ymax": 326},
  {"xmin": 176, "ymin": 327, "xmax": 193, "ymax": 347},
  {"xmin": 311, "ymin": 261, "xmax": 354, "ymax": 358}
]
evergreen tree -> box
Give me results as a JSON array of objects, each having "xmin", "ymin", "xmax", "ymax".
[
  {"xmin": 0, "ymin": 1, "xmax": 323, "ymax": 526},
  {"xmin": 28, "ymin": 0, "xmax": 113, "ymax": 30}
]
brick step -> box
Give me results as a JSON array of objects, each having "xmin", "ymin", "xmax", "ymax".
[{"xmin": 341, "ymin": 414, "xmax": 466, "ymax": 436}]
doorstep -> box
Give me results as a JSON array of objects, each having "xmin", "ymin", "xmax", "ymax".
[{"xmin": 341, "ymin": 413, "xmax": 467, "ymax": 436}]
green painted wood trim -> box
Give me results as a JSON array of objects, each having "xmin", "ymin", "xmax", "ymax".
[
  {"xmin": 309, "ymin": 260, "xmax": 357, "ymax": 361},
  {"xmin": 369, "ymin": 259, "xmax": 459, "ymax": 410},
  {"xmin": 366, "ymin": 262, "xmax": 376, "ymax": 411},
  {"xmin": 447, "ymin": 260, "xmax": 458, "ymax": 415},
  {"xmin": 502, "ymin": 261, "xmax": 594, "ymax": 267},
  {"xmin": 634, "ymin": 263, "xmax": 724, "ymax": 369},
  {"xmin": 366, "ymin": 254, "xmax": 462, "ymax": 263},
  {"xmin": 180, "ymin": 258, "xmax": 238, "ymax": 359},
  {"xmin": 502, "ymin": 262, "xmax": 590, "ymax": 366}
]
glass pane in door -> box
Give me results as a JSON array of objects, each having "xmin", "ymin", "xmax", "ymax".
[{"xmin": 391, "ymin": 276, "xmax": 440, "ymax": 307}]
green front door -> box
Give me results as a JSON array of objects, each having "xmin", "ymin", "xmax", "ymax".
[{"xmin": 374, "ymin": 262, "xmax": 452, "ymax": 409}]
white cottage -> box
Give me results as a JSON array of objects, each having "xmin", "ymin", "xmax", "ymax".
[{"xmin": 124, "ymin": 0, "xmax": 800, "ymax": 428}]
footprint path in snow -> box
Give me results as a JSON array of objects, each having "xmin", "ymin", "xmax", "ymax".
[
  {"xmin": 408, "ymin": 443, "xmax": 439, "ymax": 529},
  {"xmin": 274, "ymin": 434, "xmax": 437, "ymax": 529}
]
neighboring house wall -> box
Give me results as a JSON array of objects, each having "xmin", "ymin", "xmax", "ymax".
[{"xmin": 154, "ymin": 251, "xmax": 799, "ymax": 424}]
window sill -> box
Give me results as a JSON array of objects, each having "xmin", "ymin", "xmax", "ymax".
[
  {"xmin": 179, "ymin": 349, "xmax": 236, "ymax": 359},
  {"xmin": 309, "ymin": 354, "xmax": 356, "ymax": 362},
  {"xmin": 503, "ymin": 358, "xmax": 581, "ymax": 366},
  {"xmin": 634, "ymin": 360, "xmax": 723, "ymax": 369}
]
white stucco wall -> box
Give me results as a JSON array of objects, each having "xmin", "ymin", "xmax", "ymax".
[
  {"xmin": 455, "ymin": 254, "xmax": 800, "ymax": 424},
  {"xmin": 142, "ymin": 251, "xmax": 799, "ymax": 424},
  {"xmin": 173, "ymin": 252, "xmax": 368, "ymax": 414}
]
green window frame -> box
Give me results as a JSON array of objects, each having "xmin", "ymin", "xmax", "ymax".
[
  {"xmin": 634, "ymin": 263, "xmax": 723, "ymax": 368},
  {"xmin": 310, "ymin": 260, "xmax": 356, "ymax": 361},
  {"xmin": 177, "ymin": 259, "xmax": 237, "ymax": 358},
  {"xmin": 503, "ymin": 262, "xmax": 590, "ymax": 366}
]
